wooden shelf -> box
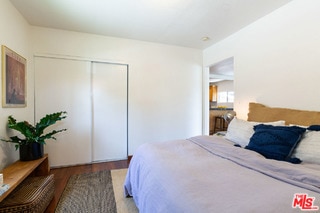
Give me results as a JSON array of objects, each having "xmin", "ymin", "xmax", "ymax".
[{"xmin": 0, "ymin": 154, "xmax": 49, "ymax": 202}]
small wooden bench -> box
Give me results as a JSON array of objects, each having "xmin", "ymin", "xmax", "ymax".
[{"xmin": 0, "ymin": 154, "xmax": 54, "ymax": 213}]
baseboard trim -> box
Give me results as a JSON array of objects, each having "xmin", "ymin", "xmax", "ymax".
[{"xmin": 127, "ymin": 155, "xmax": 133, "ymax": 164}]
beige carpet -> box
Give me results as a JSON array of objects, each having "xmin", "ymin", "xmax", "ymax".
[{"xmin": 111, "ymin": 169, "xmax": 139, "ymax": 213}]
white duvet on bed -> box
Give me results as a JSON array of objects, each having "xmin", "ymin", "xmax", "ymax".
[{"xmin": 124, "ymin": 135, "xmax": 320, "ymax": 213}]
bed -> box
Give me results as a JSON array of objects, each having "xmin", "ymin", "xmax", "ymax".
[{"xmin": 124, "ymin": 103, "xmax": 320, "ymax": 212}]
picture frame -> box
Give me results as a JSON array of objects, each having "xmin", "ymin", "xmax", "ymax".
[{"xmin": 1, "ymin": 45, "xmax": 26, "ymax": 107}]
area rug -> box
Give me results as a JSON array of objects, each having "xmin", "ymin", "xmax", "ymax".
[{"xmin": 55, "ymin": 169, "xmax": 138, "ymax": 213}]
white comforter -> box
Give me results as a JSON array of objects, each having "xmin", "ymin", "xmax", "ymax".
[{"xmin": 124, "ymin": 135, "xmax": 320, "ymax": 213}]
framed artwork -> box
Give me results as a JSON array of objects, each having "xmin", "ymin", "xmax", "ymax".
[{"xmin": 2, "ymin": 45, "xmax": 26, "ymax": 107}]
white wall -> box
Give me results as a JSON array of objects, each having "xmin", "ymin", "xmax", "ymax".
[
  {"xmin": 30, "ymin": 27, "xmax": 203, "ymax": 158},
  {"xmin": 0, "ymin": 2, "xmax": 202, "ymax": 168},
  {"xmin": 7, "ymin": 0, "xmax": 316, "ymax": 168},
  {"xmin": 204, "ymin": 0, "xmax": 320, "ymax": 119},
  {"xmin": 0, "ymin": 1, "xmax": 33, "ymax": 170}
]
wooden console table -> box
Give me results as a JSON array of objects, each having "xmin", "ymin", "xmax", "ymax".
[{"xmin": 0, "ymin": 154, "xmax": 49, "ymax": 202}]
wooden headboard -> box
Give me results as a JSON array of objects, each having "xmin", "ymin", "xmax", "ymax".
[{"xmin": 247, "ymin": 103, "xmax": 320, "ymax": 126}]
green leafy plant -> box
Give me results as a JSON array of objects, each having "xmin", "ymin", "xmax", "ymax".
[{"xmin": 1, "ymin": 111, "xmax": 67, "ymax": 150}]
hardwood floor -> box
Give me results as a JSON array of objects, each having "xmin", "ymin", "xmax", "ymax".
[{"xmin": 45, "ymin": 160, "xmax": 129, "ymax": 213}]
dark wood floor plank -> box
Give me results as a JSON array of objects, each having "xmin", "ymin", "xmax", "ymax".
[{"xmin": 45, "ymin": 160, "xmax": 128, "ymax": 213}]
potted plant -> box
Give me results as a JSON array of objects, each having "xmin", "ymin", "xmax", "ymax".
[{"xmin": 1, "ymin": 111, "xmax": 67, "ymax": 161}]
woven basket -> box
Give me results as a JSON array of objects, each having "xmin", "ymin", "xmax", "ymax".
[{"xmin": 0, "ymin": 175, "xmax": 54, "ymax": 213}]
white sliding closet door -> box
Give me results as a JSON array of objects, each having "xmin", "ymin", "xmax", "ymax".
[
  {"xmin": 92, "ymin": 62, "xmax": 128, "ymax": 162},
  {"xmin": 34, "ymin": 57, "xmax": 92, "ymax": 167}
]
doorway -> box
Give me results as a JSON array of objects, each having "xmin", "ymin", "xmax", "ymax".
[{"xmin": 208, "ymin": 57, "xmax": 234, "ymax": 135}]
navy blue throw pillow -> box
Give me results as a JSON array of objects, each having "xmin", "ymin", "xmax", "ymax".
[
  {"xmin": 307, "ymin": 125, "xmax": 320, "ymax": 131},
  {"xmin": 245, "ymin": 124, "xmax": 306, "ymax": 164}
]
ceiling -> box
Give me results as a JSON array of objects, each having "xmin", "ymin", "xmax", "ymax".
[
  {"xmin": 210, "ymin": 57, "xmax": 234, "ymax": 76},
  {"xmin": 209, "ymin": 57, "xmax": 234, "ymax": 83},
  {"xmin": 10, "ymin": 0, "xmax": 292, "ymax": 49}
]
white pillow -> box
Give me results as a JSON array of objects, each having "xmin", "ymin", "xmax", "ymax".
[
  {"xmin": 292, "ymin": 131, "xmax": 320, "ymax": 164},
  {"xmin": 225, "ymin": 117, "xmax": 286, "ymax": 147}
]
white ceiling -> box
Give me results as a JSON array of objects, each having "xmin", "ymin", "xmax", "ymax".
[
  {"xmin": 10, "ymin": 0, "xmax": 292, "ymax": 49},
  {"xmin": 209, "ymin": 57, "xmax": 234, "ymax": 83}
]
